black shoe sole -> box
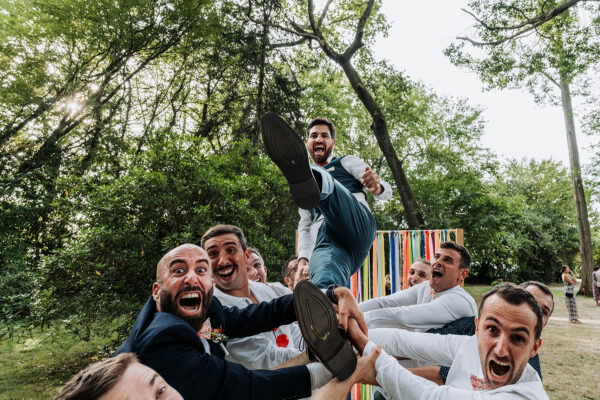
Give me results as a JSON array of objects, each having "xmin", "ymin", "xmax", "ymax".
[
  {"xmin": 261, "ymin": 112, "xmax": 320, "ymax": 209},
  {"xmin": 293, "ymin": 280, "xmax": 357, "ymax": 380}
]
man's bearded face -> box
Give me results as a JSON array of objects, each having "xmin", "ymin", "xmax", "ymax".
[{"xmin": 159, "ymin": 284, "xmax": 213, "ymax": 331}]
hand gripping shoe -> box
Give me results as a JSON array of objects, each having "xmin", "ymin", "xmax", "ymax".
[{"xmin": 293, "ymin": 280, "xmax": 357, "ymax": 380}]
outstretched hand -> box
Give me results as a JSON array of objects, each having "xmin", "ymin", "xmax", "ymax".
[
  {"xmin": 295, "ymin": 258, "xmax": 311, "ymax": 283},
  {"xmin": 355, "ymin": 345, "xmax": 380, "ymax": 386},
  {"xmin": 333, "ymin": 287, "xmax": 368, "ymax": 336},
  {"xmin": 361, "ymin": 166, "xmax": 383, "ymax": 195}
]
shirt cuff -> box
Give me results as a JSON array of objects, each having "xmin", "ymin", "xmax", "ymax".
[
  {"xmin": 362, "ymin": 340, "xmax": 375, "ymax": 356},
  {"xmin": 363, "ymin": 311, "xmax": 372, "ymax": 327},
  {"xmin": 307, "ymin": 362, "xmax": 333, "ymax": 389}
]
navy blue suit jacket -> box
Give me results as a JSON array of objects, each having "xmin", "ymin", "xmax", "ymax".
[{"xmin": 116, "ymin": 294, "xmax": 311, "ymax": 399}]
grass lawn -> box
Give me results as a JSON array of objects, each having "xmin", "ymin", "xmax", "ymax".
[
  {"xmin": 1, "ymin": 285, "xmax": 598, "ymax": 399},
  {"xmin": 0, "ymin": 326, "xmax": 108, "ymax": 399}
]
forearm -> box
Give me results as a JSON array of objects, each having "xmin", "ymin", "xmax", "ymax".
[
  {"xmin": 271, "ymin": 351, "xmax": 310, "ymax": 370},
  {"xmin": 310, "ymin": 375, "xmax": 357, "ymax": 400},
  {"xmin": 408, "ymin": 366, "xmax": 445, "ymax": 386},
  {"xmin": 365, "ymin": 296, "xmax": 475, "ymax": 331}
]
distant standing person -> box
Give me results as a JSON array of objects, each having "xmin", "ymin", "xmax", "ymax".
[
  {"xmin": 593, "ymin": 266, "xmax": 600, "ymax": 306},
  {"xmin": 561, "ymin": 265, "xmax": 581, "ymax": 323}
]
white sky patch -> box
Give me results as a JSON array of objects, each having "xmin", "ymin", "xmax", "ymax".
[{"xmin": 374, "ymin": 0, "xmax": 597, "ymax": 166}]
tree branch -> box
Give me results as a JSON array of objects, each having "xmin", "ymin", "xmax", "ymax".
[
  {"xmin": 460, "ymin": 0, "xmax": 595, "ymax": 46},
  {"xmin": 318, "ymin": 0, "xmax": 334, "ymax": 29},
  {"xmin": 342, "ymin": 0, "xmax": 374, "ymax": 60},
  {"xmin": 267, "ymin": 37, "xmax": 308, "ymax": 49}
]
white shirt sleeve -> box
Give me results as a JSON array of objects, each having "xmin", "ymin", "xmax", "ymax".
[
  {"xmin": 359, "ymin": 284, "xmax": 420, "ymax": 312},
  {"xmin": 364, "ymin": 291, "xmax": 477, "ymax": 330},
  {"xmin": 297, "ymin": 208, "xmax": 317, "ymax": 261},
  {"xmin": 340, "ymin": 155, "xmax": 392, "ymax": 201},
  {"xmin": 225, "ymin": 333, "xmax": 302, "ymax": 370},
  {"xmin": 367, "ymin": 329, "xmax": 462, "ymax": 367},
  {"xmin": 363, "ymin": 340, "xmax": 532, "ymax": 400}
]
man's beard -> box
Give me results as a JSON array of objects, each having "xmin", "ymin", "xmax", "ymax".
[
  {"xmin": 311, "ymin": 145, "xmax": 333, "ymax": 165},
  {"xmin": 159, "ymin": 285, "xmax": 213, "ymax": 332}
]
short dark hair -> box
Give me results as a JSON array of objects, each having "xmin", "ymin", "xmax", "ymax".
[
  {"xmin": 594, "ymin": 266, "xmax": 600, "ymax": 271},
  {"xmin": 55, "ymin": 353, "xmax": 137, "ymax": 400},
  {"xmin": 440, "ymin": 241, "xmax": 471, "ymax": 269},
  {"xmin": 479, "ymin": 283, "xmax": 543, "ymax": 341},
  {"xmin": 281, "ymin": 255, "xmax": 298, "ymax": 278},
  {"xmin": 413, "ymin": 258, "xmax": 431, "ymax": 267},
  {"xmin": 307, "ymin": 117, "xmax": 336, "ymax": 140},
  {"xmin": 519, "ymin": 280, "xmax": 554, "ymax": 316},
  {"xmin": 248, "ymin": 247, "xmax": 265, "ymax": 268},
  {"xmin": 201, "ymin": 224, "xmax": 247, "ymax": 250}
]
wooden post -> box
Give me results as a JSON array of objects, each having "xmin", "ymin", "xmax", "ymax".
[{"xmin": 455, "ymin": 229, "xmax": 464, "ymax": 245}]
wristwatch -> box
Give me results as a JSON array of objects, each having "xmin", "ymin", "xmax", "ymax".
[{"xmin": 326, "ymin": 284, "xmax": 339, "ymax": 304}]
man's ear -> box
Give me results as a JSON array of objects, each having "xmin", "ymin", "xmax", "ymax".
[
  {"xmin": 474, "ymin": 316, "xmax": 479, "ymax": 333},
  {"xmin": 152, "ymin": 282, "xmax": 161, "ymax": 309},
  {"xmin": 530, "ymin": 338, "xmax": 542, "ymax": 358},
  {"xmin": 460, "ymin": 268, "xmax": 470, "ymax": 281}
]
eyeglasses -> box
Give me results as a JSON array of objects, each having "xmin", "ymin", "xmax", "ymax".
[{"xmin": 284, "ymin": 265, "xmax": 298, "ymax": 278}]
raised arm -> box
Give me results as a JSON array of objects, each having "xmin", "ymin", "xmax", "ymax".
[
  {"xmin": 340, "ymin": 155, "xmax": 392, "ymax": 200},
  {"xmin": 359, "ymin": 284, "xmax": 419, "ymax": 312},
  {"xmin": 364, "ymin": 292, "xmax": 476, "ymax": 330}
]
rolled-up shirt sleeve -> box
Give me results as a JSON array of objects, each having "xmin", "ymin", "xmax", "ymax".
[
  {"xmin": 297, "ymin": 208, "xmax": 319, "ymax": 261},
  {"xmin": 340, "ymin": 155, "xmax": 392, "ymax": 201}
]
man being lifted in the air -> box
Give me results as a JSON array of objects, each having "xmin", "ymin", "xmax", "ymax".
[{"xmin": 262, "ymin": 114, "xmax": 392, "ymax": 288}]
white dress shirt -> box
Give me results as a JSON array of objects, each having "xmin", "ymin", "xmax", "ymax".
[
  {"xmin": 363, "ymin": 332, "xmax": 548, "ymax": 400},
  {"xmin": 360, "ymin": 281, "xmax": 478, "ymax": 331},
  {"xmin": 214, "ymin": 280, "xmax": 302, "ymax": 369},
  {"xmin": 297, "ymin": 154, "xmax": 392, "ymax": 261}
]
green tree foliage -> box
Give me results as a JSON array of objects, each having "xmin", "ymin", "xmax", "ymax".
[
  {"xmin": 491, "ymin": 159, "xmax": 580, "ymax": 282},
  {"xmin": 445, "ymin": 0, "xmax": 600, "ymax": 294},
  {"xmin": 295, "ymin": 66, "xmax": 581, "ymax": 283},
  {"xmin": 0, "ymin": 0, "xmax": 307, "ymax": 327},
  {"xmin": 32, "ymin": 135, "xmax": 296, "ymax": 339},
  {"xmin": 248, "ymin": 0, "xmax": 425, "ymax": 227},
  {"xmin": 0, "ymin": 0, "xmax": 587, "ymax": 337}
]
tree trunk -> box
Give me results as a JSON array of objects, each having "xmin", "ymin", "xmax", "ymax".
[
  {"xmin": 559, "ymin": 74, "xmax": 593, "ymax": 296},
  {"xmin": 254, "ymin": 14, "xmax": 269, "ymax": 146},
  {"xmin": 337, "ymin": 58, "xmax": 423, "ymax": 228}
]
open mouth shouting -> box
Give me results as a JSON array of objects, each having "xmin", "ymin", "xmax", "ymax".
[
  {"xmin": 215, "ymin": 265, "xmax": 236, "ymax": 282},
  {"xmin": 313, "ymin": 144, "xmax": 326, "ymax": 156},
  {"xmin": 177, "ymin": 290, "xmax": 204, "ymax": 316},
  {"xmin": 486, "ymin": 357, "xmax": 512, "ymax": 387},
  {"xmin": 431, "ymin": 266, "xmax": 443, "ymax": 279}
]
